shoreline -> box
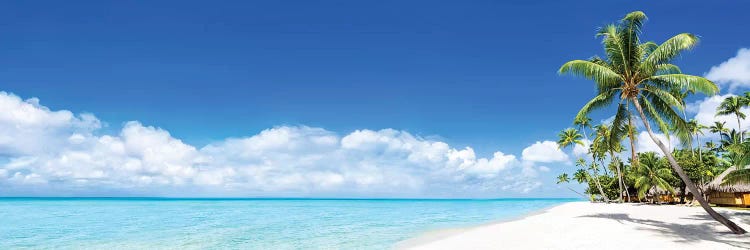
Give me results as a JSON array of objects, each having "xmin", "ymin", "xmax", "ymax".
[
  {"xmin": 399, "ymin": 202, "xmax": 750, "ymax": 249},
  {"xmin": 395, "ymin": 201, "xmax": 577, "ymax": 249}
]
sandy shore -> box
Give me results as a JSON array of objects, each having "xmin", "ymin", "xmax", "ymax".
[{"xmin": 399, "ymin": 202, "xmax": 750, "ymax": 250}]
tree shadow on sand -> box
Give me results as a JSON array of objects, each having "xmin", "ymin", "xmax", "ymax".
[{"xmin": 578, "ymin": 212, "xmax": 750, "ymax": 249}]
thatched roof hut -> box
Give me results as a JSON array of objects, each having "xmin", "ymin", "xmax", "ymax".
[
  {"xmin": 705, "ymin": 166, "xmax": 750, "ymax": 193},
  {"xmin": 705, "ymin": 166, "xmax": 750, "ymax": 207}
]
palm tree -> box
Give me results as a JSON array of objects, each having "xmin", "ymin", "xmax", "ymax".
[
  {"xmin": 710, "ymin": 121, "xmax": 728, "ymax": 140},
  {"xmin": 574, "ymin": 117, "xmax": 593, "ymax": 137},
  {"xmin": 634, "ymin": 152, "xmax": 675, "ymax": 203},
  {"xmin": 557, "ymin": 173, "xmax": 570, "ymax": 184},
  {"xmin": 594, "ymin": 124, "xmax": 626, "ymax": 202},
  {"xmin": 572, "ymin": 168, "xmax": 595, "ymax": 202},
  {"xmin": 559, "ymin": 11, "xmax": 746, "ymax": 233},
  {"xmin": 709, "ymin": 121, "xmax": 728, "ymax": 151},
  {"xmin": 557, "ymin": 128, "xmax": 585, "ymax": 149},
  {"xmin": 723, "ymin": 142, "xmax": 750, "ymax": 185},
  {"xmin": 690, "ymin": 120, "xmax": 707, "ymax": 162},
  {"xmin": 721, "ymin": 129, "xmax": 744, "ymax": 149},
  {"xmin": 576, "ymin": 158, "xmax": 610, "ymax": 201},
  {"xmin": 573, "ymin": 168, "xmax": 589, "ymax": 184},
  {"xmin": 558, "ymin": 129, "xmax": 610, "ymax": 201},
  {"xmin": 716, "ymin": 96, "xmax": 746, "ymax": 140},
  {"xmin": 556, "ymin": 173, "xmax": 587, "ymax": 198},
  {"xmin": 705, "ymin": 141, "xmax": 718, "ymax": 154}
]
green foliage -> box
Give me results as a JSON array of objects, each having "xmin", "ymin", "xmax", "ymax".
[
  {"xmin": 586, "ymin": 175, "xmax": 619, "ymax": 199},
  {"xmin": 716, "ymin": 96, "xmax": 746, "ymax": 119},
  {"xmin": 723, "ymin": 141, "xmax": 750, "ymax": 185},
  {"xmin": 557, "ymin": 128, "xmax": 584, "ymax": 149},
  {"xmin": 560, "ymin": 10, "xmax": 717, "ymax": 154},
  {"xmin": 633, "ymin": 152, "xmax": 675, "ymax": 199},
  {"xmin": 556, "ymin": 173, "xmax": 570, "ymax": 184}
]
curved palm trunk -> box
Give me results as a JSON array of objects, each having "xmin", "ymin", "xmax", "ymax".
[
  {"xmin": 566, "ymin": 186, "xmax": 588, "ymax": 199},
  {"xmin": 589, "ymin": 166, "xmax": 610, "ymax": 202},
  {"xmin": 737, "ymin": 115, "xmax": 743, "ymax": 141},
  {"xmin": 632, "ymin": 99, "xmax": 747, "ymax": 234},
  {"xmin": 610, "ymin": 152, "xmax": 624, "ymax": 203},
  {"xmin": 697, "ymin": 134, "xmax": 703, "ymax": 162},
  {"xmin": 580, "ymin": 125, "xmax": 610, "ymax": 202}
]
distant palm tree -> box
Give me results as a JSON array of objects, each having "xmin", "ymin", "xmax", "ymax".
[
  {"xmin": 721, "ymin": 129, "xmax": 744, "ymax": 149},
  {"xmin": 634, "ymin": 152, "xmax": 675, "ymax": 203},
  {"xmin": 716, "ymin": 96, "xmax": 746, "ymax": 140},
  {"xmin": 559, "ymin": 11, "xmax": 745, "ymax": 233},
  {"xmin": 574, "ymin": 117, "xmax": 592, "ymax": 137},
  {"xmin": 556, "ymin": 173, "xmax": 570, "ymax": 184},
  {"xmin": 556, "ymin": 173, "xmax": 587, "ymax": 199},
  {"xmin": 573, "ymin": 168, "xmax": 589, "ymax": 184},
  {"xmin": 593, "ymin": 124, "xmax": 626, "ymax": 202},
  {"xmin": 710, "ymin": 121, "xmax": 728, "ymax": 139},
  {"xmin": 576, "ymin": 158, "xmax": 609, "ymax": 201},
  {"xmin": 724, "ymin": 142, "xmax": 750, "ymax": 185},
  {"xmin": 557, "ymin": 128, "xmax": 584, "ymax": 149},
  {"xmin": 705, "ymin": 141, "xmax": 718, "ymax": 153},
  {"xmin": 683, "ymin": 119, "xmax": 707, "ymax": 161},
  {"xmin": 710, "ymin": 121, "xmax": 729, "ymax": 151}
]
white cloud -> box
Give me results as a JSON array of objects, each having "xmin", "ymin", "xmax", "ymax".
[
  {"xmin": 0, "ymin": 92, "xmax": 541, "ymax": 197},
  {"xmin": 706, "ymin": 48, "xmax": 750, "ymax": 91},
  {"xmin": 689, "ymin": 94, "xmax": 750, "ymax": 134},
  {"xmin": 521, "ymin": 141, "xmax": 569, "ymax": 163},
  {"xmin": 572, "ymin": 139, "xmax": 591, "ymax": 157}
]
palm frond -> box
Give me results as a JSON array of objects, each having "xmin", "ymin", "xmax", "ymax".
[
  {"xmin": 610, "ymin": 103, "xmax": 630, "ymax": 144},
  {"xmin": 559, "ymin": 60, "xmax": 623, "ymax": 89},
  {"xmin": 647, "ymin": 74, "xmax": 718, "ymax": 96},
  {"xmin": 575, "ymin": 90, "xmax": 617, "ymax": 122},
  {"xmin": 723, "ymin": 169, "xmax": 750, "ymax": 186},
  {"xmin": 643, "ymin": 33, "xmax": 699, "ymax": 67},
  {"xmin": 654, "ymin": 64, "xmax": 682, "ymax": 75},
  {"xmin": 638, "ymin": 96, "xmax": 671, "ymax": 138}
]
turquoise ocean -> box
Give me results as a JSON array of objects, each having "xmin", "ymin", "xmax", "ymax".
[{"xmin": 1, "ymin": 198, "xmax": 575, "ymax": 249}]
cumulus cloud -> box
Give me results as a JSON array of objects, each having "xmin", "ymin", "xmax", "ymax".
[
  {"xmin": 521, "ymin": 141, "xmax": 569, "ymax": 163},
  {"xmin": 688, "ymin": 94, "xmax": 749, "ymax": 134},
  {"xmin": 572, "ymin": 139, "xmax": 591, "ymax": 157},
  {"xmin": 0, "ymin": 92, "xmax": 541, "ymax": 197},
  {"xmin": 706, "ymin": 48, "xmax": 750, "ymax": 91}
]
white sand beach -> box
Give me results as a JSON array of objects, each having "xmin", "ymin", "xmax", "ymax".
[{"xmin": 401, "ymin": 202, "xmax": 750, "ymax": 250}]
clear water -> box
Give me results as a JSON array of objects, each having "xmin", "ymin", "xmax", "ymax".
[{"xmin": 0, "ymin": 198, "xmax": 575, "ymax": 249}]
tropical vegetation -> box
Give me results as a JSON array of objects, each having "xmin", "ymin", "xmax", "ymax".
[{"xmin": 554, "ymin": 10, "xmax": 748, "ymax": 234}]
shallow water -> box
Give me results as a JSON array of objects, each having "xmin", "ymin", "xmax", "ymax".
[{"xmin": 0, "ymin": 198, "xmax": 575, "ymax": 249}]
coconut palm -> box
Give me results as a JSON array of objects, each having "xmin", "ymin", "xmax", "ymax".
[
  {"xmin": 716, "ymin": 142, "xmax": 750, "ymax": 190},
  {"xmin": 559, "ymin": 11, "xmax": 745, "ymax": 233},
  {"xmin": 705, "ymin": 141, "xmax": 718, "ymax": 154},
  {"xmin": 716, "ymin": 96, "xmax": 746, "ymax": 140},
  {"xmin": 558, "ymin": 130, "xmax": 609, "ymax": 201},
  {"xmin": 634, "ymin": 152, "xmax": 675, "ymax": 203},
  {"xmin": 573, "ymin": 168, "xmax": 589, "ymax": 184},
  {"xmin": 576, "ymin": 158, "xmax": 609, "ymax": 201},
  {"xmin": 721, "ymin": 129, "xmax": 744, "ymax": 149},
  {"xmin": 710, "ymin": 121, "xmax": 728, "ymax": 140},
  {"xmin": 556, "ymin": 173, "xmax": 587, "ymax": 198},
  {"xmin": 594, "ymin": 124, "xmax": 626, "ymax": 202},
  {"xmin": 690, "ymin": 120, "xmax": 707, "ymax": 161},
  {"xmin": 557, "ymin": 128, "xmax": 585, "ymax": 149},
  {"xmin": 710, "ymin": 121, "xmax": 728, "ymax": 152}
]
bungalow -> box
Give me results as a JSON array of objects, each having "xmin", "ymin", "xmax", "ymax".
[{"xmin": 706, "ymin": 167, "xmax": 750, "ymax": 207}]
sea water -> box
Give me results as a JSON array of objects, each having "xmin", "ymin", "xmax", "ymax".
[{"xmin": 0, "ymin": 198, "xmax": 575, "ymax": 249}]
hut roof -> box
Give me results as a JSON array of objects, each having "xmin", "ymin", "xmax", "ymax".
[{"xmin": 706, "ymin": 166, "xmax": 750, "ymax": 193}]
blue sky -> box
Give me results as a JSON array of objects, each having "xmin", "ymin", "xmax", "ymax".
[{"xmin": 0, "ymin": 1, "xmax": 749, "ymax": 197}]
